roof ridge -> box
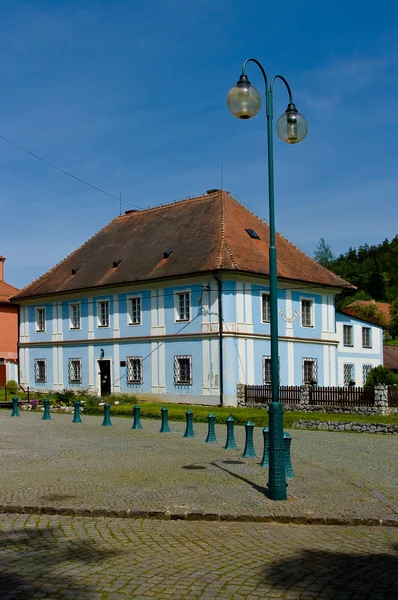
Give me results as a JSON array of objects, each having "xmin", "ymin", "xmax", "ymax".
[
  {"xmin": 119, "ymin": 191, "xmax": 223, "ymax": 219},
  {"xmin": 216, "ymin": 191, "xmax": 236, "ymax": 269}
]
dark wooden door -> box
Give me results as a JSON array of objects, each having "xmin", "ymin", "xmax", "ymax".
[
  {"xmin": 99, "ymin": 360, "xmax": 111, "ymax": 396},
  {"xmin": 0, "ymin": 364, "xmax": 6, "ymax": 387}
]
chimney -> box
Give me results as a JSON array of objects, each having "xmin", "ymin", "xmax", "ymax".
[{"xmin": 0, "ymin": 256, "xmax": 5, "ymax": 282}]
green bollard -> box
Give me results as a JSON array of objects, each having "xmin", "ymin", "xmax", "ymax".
[
  {"xmin": 224, "ymin": 416, "xmax": 238, "ymax": 450},
  {"xmin": 183, "ymin": 410, "xmax": 195, "ymax": 438},
  {"xmin": 42, "ymin": 398, "xmax": 51, "ymax": 421},
  {"xmin": 72, "ymin": 401, "xmax": 82, "ymax": 423},
  {"xmin": 132, "ymin": 405, "xmax": 142, "ymax": 430},
  {"xmin": 260, "ymin": 426, "xmax": 269, "ymax": 467},
  {"xmin": 11, "ymin": 396, "xmax": 20, "ymax": 418},
  {"xmin": 102, "ymin": 403, "xmax": 112, "ymax": 427},
  {"xmin": 159, "ymin": 406, "xmax": 170, "ymax": 433},
  {"xmin": 205, "ymin": 413, "xmax": 217, "ymax": 443},
  {"xmin": 242, "ymin": 420, "xmax": 257, "ymax": 458},
  {"xmin": 284, "ymin": 432, "xmax": 295, "ymax": 479}
]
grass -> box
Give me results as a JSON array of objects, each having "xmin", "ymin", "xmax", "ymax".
[{"xmin": 384, "ymin": 339, "xmax": 398, "ymax": 346}]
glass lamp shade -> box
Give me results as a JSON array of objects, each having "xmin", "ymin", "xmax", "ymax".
[
  {"xmin": 276, "ymin": 106, "xmax": 308, "ymax": 143},
  {"xmin": 227, "ymin": 80, "xmax": 261, "ymax": 119}
]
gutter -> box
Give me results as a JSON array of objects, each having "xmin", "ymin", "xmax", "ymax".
[{"xmin": 213, "ymin": 276, "xmax": 224, "ymax": 406}]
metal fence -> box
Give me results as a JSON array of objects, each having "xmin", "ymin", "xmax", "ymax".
[{"xmin": 388, "ymin": 386, "xmax": 398, "ymax": 408}]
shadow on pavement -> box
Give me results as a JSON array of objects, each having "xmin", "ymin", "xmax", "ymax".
[
  {"xmin": 263, "ymin": 544, "xmax": 398, "ymax": 598},
  {"xmin": 0, "ymin": 526, "xmax": 122, "ymax": 599},
  {"xmin": 211, "ymin": 461, "xmax": 269, "ymax": 496}
]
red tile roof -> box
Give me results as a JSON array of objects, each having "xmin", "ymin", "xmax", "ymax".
[
  {"xmin": 12, "ymin": 191, "xmax": 353, "ymax": 300},
  {"xmin": 344, "ymin": 300, "xmax": 391, "ymax": 325},
  {"xmin": 384, "ymin": 345, "xmax": 398, "ymax": 371},
  {"xmin": 0, "ymin": 280, "xmax": 19, "ymax": 304}
]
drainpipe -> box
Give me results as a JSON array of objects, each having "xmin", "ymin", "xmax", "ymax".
[{"xmin": 213, "ymin": 276, "xmax": 224, "ymax": 406}]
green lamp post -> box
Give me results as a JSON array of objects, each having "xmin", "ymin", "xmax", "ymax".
[{"xmin": 227, "ymin": 58, "xmax": 308, "ymax": 501}]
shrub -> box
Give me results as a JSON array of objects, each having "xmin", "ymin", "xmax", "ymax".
[
  {"xmin": 365, "ymin": 365, "xmax": 398, "ymax": 387},
  {"xmin": 6, "ymin": 380, "xmax": 18, "ymax": 394},
  {"xmin": 54, "ymin": 389, "xmax": 75, "ymax": 405}
]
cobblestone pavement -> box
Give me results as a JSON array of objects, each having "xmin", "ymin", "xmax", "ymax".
[
  {"xmin": 0, "ymin": 411, "xmax": 397, "ymax": 524},
  {"xmin": 0, "ymin": 514, "xmax": 396, "ymax": 599}
]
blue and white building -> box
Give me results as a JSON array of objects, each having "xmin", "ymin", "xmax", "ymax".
[{"xmin": 12, "ymin": 191, "xmax": 383, "ymax": 406}]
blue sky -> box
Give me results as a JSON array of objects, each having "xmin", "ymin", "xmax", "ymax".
[{"xmin": 1, "ymin": 0, "xmax": 397, "ymax": 288}]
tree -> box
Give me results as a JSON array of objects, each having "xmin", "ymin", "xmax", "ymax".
[
  {"xmin": 364, "ymin": 365, "xmax": 398, "ymax": 387},
  {"xmin": 313, "ymin": 238, "xmax": 335, "ymax": 269},
  {"xmin": 388, "ymin": 299, "xmax": 398, "ymax": 339}
]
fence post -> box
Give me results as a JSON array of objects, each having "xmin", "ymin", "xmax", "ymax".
[
  {"xmin": 132, "ymin": 405, "xmax": 142, "ymax": 430},
  {"xmin": 242, "ymin": 420, "xmax": 257, "ymax": 458},
  {"xmin": 102, "ymin": 403, "xmax": 112, "ymax": 426},
  {"xmin": 299, "ymin": 385, "xmax": 310, "ymax": 407},
  {"xmin": 260, "ymin": 426, "xmax": 269, "ymax": 467},
  {"xmin": 374, "ymin": 385, "xmax": 388, "ymax": 415},
  {"xmin": 11, "ymin": 396, "xmax": 20, "ymax": 418},
  {"xmin": 205, "ymin": 413, "xmax": 217, "ymax": 443},
  {"xmin": 183, "ymin": 410, "xmax": 195, "ymax": 438},
  {"xmin": 27, "ymin": 386, "xmax": 30, "ymax": 402},
  {"xmin": 72, "ymin": 401, "xmax": 82, "ymax": 423},
  {"xmin": 224, "ymin": 416, "xmax": 238, "ymax": 449},
  {"xmin": 283, "ymin": 432, "xmax": 295, "ymax": 479},
  {"xmin": 42, "ymin": 398, "xmax": 51, "ymax": 421},
  {"xmin": 236, "ymin": 383, "xmax": 245, "ymax": 405},
  {"xmin": 160, "ymin": 406, "xmax": 170, "ymax": 433}
]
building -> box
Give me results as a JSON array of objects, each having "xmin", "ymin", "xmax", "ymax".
[
  {"xmin": 11, "ymin": 190, "xmax": 383, "ymax": 405},
  {"xmin": 383, "ymin": 345, "xmax": 398, "ymax": 376},
  {"xmin": 0, "ymin": 256, "xmax": 19, "ymax": 386}
]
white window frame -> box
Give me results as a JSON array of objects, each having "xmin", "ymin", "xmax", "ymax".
[
  {"xmin": 35, "ymin": 307, "xmax": 46, "ymax": 333},
  {"xmin": 343, "ymin": 363, "xmax": 355, "ymax": 386},
  {"xmin": 174, "ymin": 355, "xmax": 192, "ymax": 385},
  {"xmin": 362, "ymin": 364, "xmax": 372, "ymax": 385},
  {"xmin": 69, "ymin": 303, "xmax": 81, "ymax": 330},
  {"xmin": 362, "ymin": 327, "xmax": 372, "ymax": 348},
  {"xmin": 300, "ymin": 298, "xmax": 314, "ymax": 328},
  {"xmin": 127, "ymin": 295, "xmax": 142, "ymax": 326},
  {"xmin": 261, "ymin": 293, "xmax": 271, "ymax": 323},
  {"xmin": 34, "ymin": 358, "xmax": 46, "ymax": 382},
  {"xmin": 343, "ymin": 324, "xmax": 353, "ymax": 347},
  {"xmin": 68, "ymin": 358, "xmax": 82, "ymax": 383},
  {"xmin": 174, "ymin": 290, "xmax": 191, "ymax": 323},
  {"xmin": 126, "ymin": 356, "xmax": 143, "ymax": 384},
  {"xmin": 302, "ymin": 358, "xmax": 318, "ymax": 384},
  {"xmin": 97, "ymin": 300, "xmax": 110, "ymax": 328}
]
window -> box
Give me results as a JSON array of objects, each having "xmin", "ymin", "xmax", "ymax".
[
  {"xmin": 343, "ymin": 363, "xmax": 355, "ymax": 386},
  {"xmin": 69, "ymin": 304, "xmax": 81, "ymax": 329},
  {"xmin": 128, "ymin": 297, "xmax": 141, "ymax": 325},
  {"xmin": 35, "ymin": 308, "xmax": 46, "ymax": 332},
  {"xmin": 174, "ymin": 355, "xmax": 192, "ymax": 385},
  {"xmin": 363, "ymin": 364, "xmax": 372, "ymax": 385},
  {"xmin": 262, "ymin": 355, "xmax": 280, "ymax": 385},
  {"xmin": 362, "ymin": 327, "xmax": 372, "ymax": 348},
  {"xmin": 68, "ymin": 358, "xmax": 82, "ymax": 383},
  {"xmin": 176, "ymin": 292, "xmax": 190, "ymax": 322},
  {"xmin": 303, "ymin": 358, "xmax": 318, "ymax": 384},
  {"xmin": 97, "ymin": 301, "xmax": 110, "ymax": 327},
  {"xmin": 343, "ymin": 325, "xmax": 353, "ymax": 346},
  {"xmin": 301, "ymin": 299, "xmax": 313, "ymax": 327},
  {"xmin": 126, "ymin": 356, "xmax": 143, "ymax": 384},
  {"xmin": 262, "ymin": 293, "xmax": 270, "ymax": 323},
  {"xmin": 35, "ymin": 359, "xmax": 46, "ymax": 382}
]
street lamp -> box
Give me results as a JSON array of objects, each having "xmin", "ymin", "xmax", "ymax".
[{"xmin": 227, "ymin": 58, "xmax": 308, "ymax": 501}]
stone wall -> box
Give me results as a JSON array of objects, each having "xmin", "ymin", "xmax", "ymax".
[{"xmin": 293, "ymin": 419, "xmax": 398, "ymax": 435}]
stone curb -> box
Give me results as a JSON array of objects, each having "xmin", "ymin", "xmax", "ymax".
[{"xmin": 0, "ymin": 504, "xmax": 396, "ymax": 527}]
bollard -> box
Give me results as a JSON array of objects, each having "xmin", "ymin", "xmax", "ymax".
[
  {"xmin": 102, "ymin": 403, "xmax": 112, "ymax": 427},
  {"xmin": 260, "ymin": 426, "xmax": 269, "ymax": 467},
  {"xmin": 159, "ymin": 406, "xmax": 170, "ymax": 433},
  {"xmin": 184, "ymin": 410, "xmax": 195, "ymax": 438},
  {"xmin": 205, "ymin": 413, "xmax": 217, "ymax": 443},
  {"xmin": 131, "ymin": 405, "xmax": 142, "ymax": 430},
  {"xmin": 72, "ymin": 401, "xmax": 82, "ymax": 423},
  {"xmin": 42, "ymin": 398, "xmax": 51, "ymax": 421},
  {"xmin": 224, "ymin": 416, "xmax": 238, "ymax": 450},
  {"xmin": 284, "ymin": 432, "xmax": 295, "ymax": 479},
  {"xmin": 11, "ymin": 396, "xmax": 20, "ymax": 418},
  {"xmin": 242, "ymin": 420, "xmax": 257, "ymax": 458}
]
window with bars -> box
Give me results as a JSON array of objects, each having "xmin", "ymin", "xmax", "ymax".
[
  {"xmin": 262, "ymin": 355, "xmax": 280, "ymax": 385},
  {"xmin": 262, "ymin": 293, "xmax": 270, "ymax": 323},
  {"xmin": 35, "ymin": 359, "xmax": 46, "ymax": 382},
  {"xmin": 362, "ymin": 327, "xmax": 372, "ymax": 348},
  {"xmin": 343, "ymin": 324, "xmax": 353, "ymax": 346},
  {"xmin": 68, "ymin": 358, "xmax": 82, "ymax": 383},
  {"xmin": 126, "ymin": 356, "xmax": 143, "ymax": 384},
  {"xmin": 35, "ymin": 308, "xmax": 46, "ymax": 332},
  {"xmin": 176, "ymin": 292, "xmax": 190, "ymax": 321},
  {"xmin": 343, "ymin": 363, "xmax": 355, "ymax": 386},
  {"xmin": 98, "ymin": 301, "xmax": 110, "ymax": 327},
  {"xmin": 301, "ymin": 299, "xmax": 313, "ymax": 327},
  {"xmin": 174, "ymin": 355, "xmax": 192, "ymax": 385},
  {"xmin": 362, "ymin": 364, "xmax": 372, "ymax": 385},
  {"xmin": 128, "ymin": 297, "xmax": 141, "ymax": 325},
  {"xmin": 69, "ymin": 304, "xmax": 81, "ymax": 329},
  {"xmin": 302, "ymin": 358, "xmax": 318, "ymax": 384}
]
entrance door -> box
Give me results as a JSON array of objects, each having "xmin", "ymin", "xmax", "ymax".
[
  {"xmin": 99, "ymin": 360, "xmax": 111, "ymax": 396},
  {"xmin": 0, "ymin": 363, "xmax": 6, "ymax": 387}
]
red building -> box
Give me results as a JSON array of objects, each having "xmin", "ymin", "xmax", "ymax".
[{"xmin": 0, "ymin": 256, "xmax": 19, "ymax": 386}]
